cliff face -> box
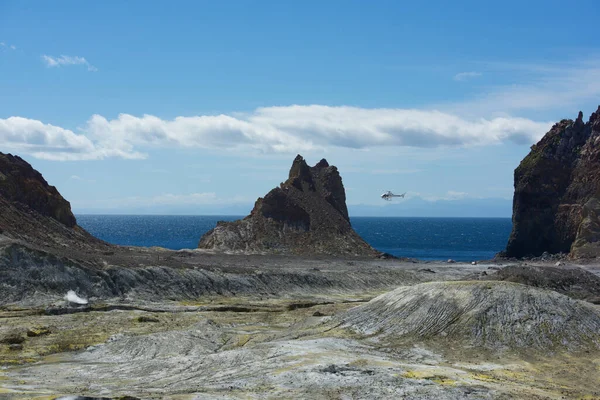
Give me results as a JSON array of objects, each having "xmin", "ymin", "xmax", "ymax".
[
  {"xmin": 0, "ymin": 152, "xmax": 107, "ymax": 252},
  {"xmin": 198, "ymin": 155, "xmax": 380, "ymax": 256},
  {"xmin": 504, "ymin": 107, "xmax": 600, "ymax": 258},
  {"xmin": 0, "ymin": 153, "xmax": 77, "ymax": 227}
]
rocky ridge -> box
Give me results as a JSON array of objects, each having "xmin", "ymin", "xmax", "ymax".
[
  {"xmin": 473, "ymin": 264, "xmax": 600, "ymax": 304},
  {"xmin": 0, "ymin": 153, "xmax": 76, "ymax": 227},
  {"xmin": 504, "ymin": 107, "xmax": 600, "ymax": 258},
  {"xmin": 198, "ymin": 155, "xmax": 381, "ymax": 256}
]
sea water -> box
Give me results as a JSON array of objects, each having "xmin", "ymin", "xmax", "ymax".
[{"xmin": 76, "ymin": 215, "xmax": 512, "ymax": 262}]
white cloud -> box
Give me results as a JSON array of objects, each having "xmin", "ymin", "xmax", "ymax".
[
  {"xmin": 0, "ymin": 42, "xmax": 16, "ymax": 51},
  {"xmin": 0, "ymin": 106, "xmax": 552, "ymax": 161},
  {"xmin": 246, "ymin": 106, "xmax": 551, "ymax": 148},
  {"xmin": 454, "ymin": 71, "xmax": 482, "ymax": 81},
  {"xmin": 448, "ymin": 59, "xmax": 600, "ymax": 116},
  {"xmin": 0, "ymin": 116, "xmax": 145, "ymax": 160},
  {"xmin": 70, "ymin": 175, "xmax": 82, "ymax": 180},
  {"xmin": 41, "ymin": 55, "xmax": 97, "ymax": 72}
]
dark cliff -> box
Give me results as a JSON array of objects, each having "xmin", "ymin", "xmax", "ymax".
[
  {"xmin": 0, "ymin": 152, "xmax": 108, "ymax": 253},
  {"xmin": 0, "ymin": 153, "xmax": 76, "ymax": 227},
  {"xmin": 504, "ymin": 107, "xmax": 600, "ymax": 258},
  {"xmin": 198, "ymin": 155, "xmax": 380, "ymax": 256}
]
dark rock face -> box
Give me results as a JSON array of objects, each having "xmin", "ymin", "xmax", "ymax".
[
  {"xmin": 198, "ymin": 155, "xmax": 379, "ymax": 256},
  {"xmin": 504, "ymin": 107, "xmax": 600, "ymax": 258},
  {"xmin": 476, "ymin": 265, "xmax": 600, "ymax": 304},
  {"xmin": 572, "ymin": 198, "xmax": 600, "ymax": 257},
  {"xmin": 0, "ymin": 152, "xmax": 108, "ymax": 253},
  {"xmin": 0, "ymin": 153, "xmax": 76, "ymax": 227}
]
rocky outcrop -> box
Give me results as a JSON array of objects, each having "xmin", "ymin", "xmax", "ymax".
[
  {"xmin": 0, "ymin": 152, "xmax": 108, "ymax": 253},
  {"xmin": 474, "ymin": 264, "xmax": 600, "ymax": 304},
  {"xmin": 0, "ymin": 153, "xmax": 76, "ymax": 227},
  {"xmin": 198, "ymin": 155, "xmax": 380, "ymax": 256},
  {"xmin": 504, "ymin": 107, "xmax": 600, "ymax": 258}
]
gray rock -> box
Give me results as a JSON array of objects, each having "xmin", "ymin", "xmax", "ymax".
[{"xmin": 338, "ymin": 281, "xmax": 600, "ymax": 350}]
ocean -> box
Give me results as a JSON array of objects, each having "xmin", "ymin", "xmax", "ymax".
[{"xmin": 76, "ymin": 215, "xmax": 512, "ymax": 262}]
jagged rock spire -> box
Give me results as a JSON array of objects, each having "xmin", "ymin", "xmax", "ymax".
[{"xmin": 199, "ymin": 155, "xmax": 377, "ymax": 256}]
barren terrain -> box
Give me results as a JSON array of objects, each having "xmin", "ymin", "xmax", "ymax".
[{"xmin": 1, "ymin": 241, "xmax": 599, "ymax": 399}]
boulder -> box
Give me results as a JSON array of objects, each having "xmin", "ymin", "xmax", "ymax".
[
  {"xmin": 27, "ymin": 326, "xmax": 51, "ymax": 337},
  {"xmin": 0, "ymin": 333, "xmax": 25, "ymax": 345}
]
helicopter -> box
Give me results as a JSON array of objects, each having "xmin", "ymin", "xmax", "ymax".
[{"xmin": 381, "ymin": 191, "xmax": 406, "ymax": 201}]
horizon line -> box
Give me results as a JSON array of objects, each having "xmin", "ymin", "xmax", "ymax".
[{"xmin": 74, "ymin": 213, "xmax": 512, "ymax": 219}]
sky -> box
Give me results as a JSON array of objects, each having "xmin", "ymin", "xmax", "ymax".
[{"xmin": 1, "ymin": 0, "xmax": 600, "ymax": 216}]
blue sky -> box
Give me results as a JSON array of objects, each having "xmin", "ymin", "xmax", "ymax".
[{"xmin": 1, "ymin": 0, "xmax": 600, "ymax": 215}]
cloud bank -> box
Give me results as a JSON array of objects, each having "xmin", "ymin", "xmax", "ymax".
[
  {"xmin": 0, "ymin": 106, "xmax": 552, "ymax": 161},
  {"xmin": 0, "ymin": 116, "xmax": 144, "ymax": 160},
  {"xmin": 41, "ymin": 55, "xmax": 97, "ymax": 71}
]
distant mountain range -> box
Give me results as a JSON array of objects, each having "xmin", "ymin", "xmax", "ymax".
[{"xmin": 73, "ymin": 196, "xmax": 512, "ymax": 218}]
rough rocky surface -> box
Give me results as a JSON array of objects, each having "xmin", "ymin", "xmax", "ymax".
[
  {"xmin": 504, "ymin": 107, "xmax": 600, "ymax": 258},
  {"xmin": 0, "ymin": 152, "xmax": 76, "ymax": 227},
  {"xmin": 572, "ymin": 197, "xmax": 600, "ymax": 257},
  {"xmin": 0, "ymin": 241, "xmax": 437, "ymax": 306},
  {"xmin": 198, "ymin": 155, "xmax": 380, "ymax": 256},
  {"xmin": 0, "ymin": 152, "xmax": 110, "ymax": 254},
  {"xmin": 338, "ymin": 281, "xmax": 600, "ymax": 351},
  {"xmin": 2, "ymin": 246, "xmax": 600, "ymax": 399},
  {"xmin": 2, "ymin": 267, "xmax": 600, "ymax": 399},
  {"xmin": 475, "ymin": 264, "xmax": 600, "ymax": 304}
]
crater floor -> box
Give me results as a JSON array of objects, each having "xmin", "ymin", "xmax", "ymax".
[{"xmin": 1, "ymin": 252, "xmax": 600, "ymax": 399}]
